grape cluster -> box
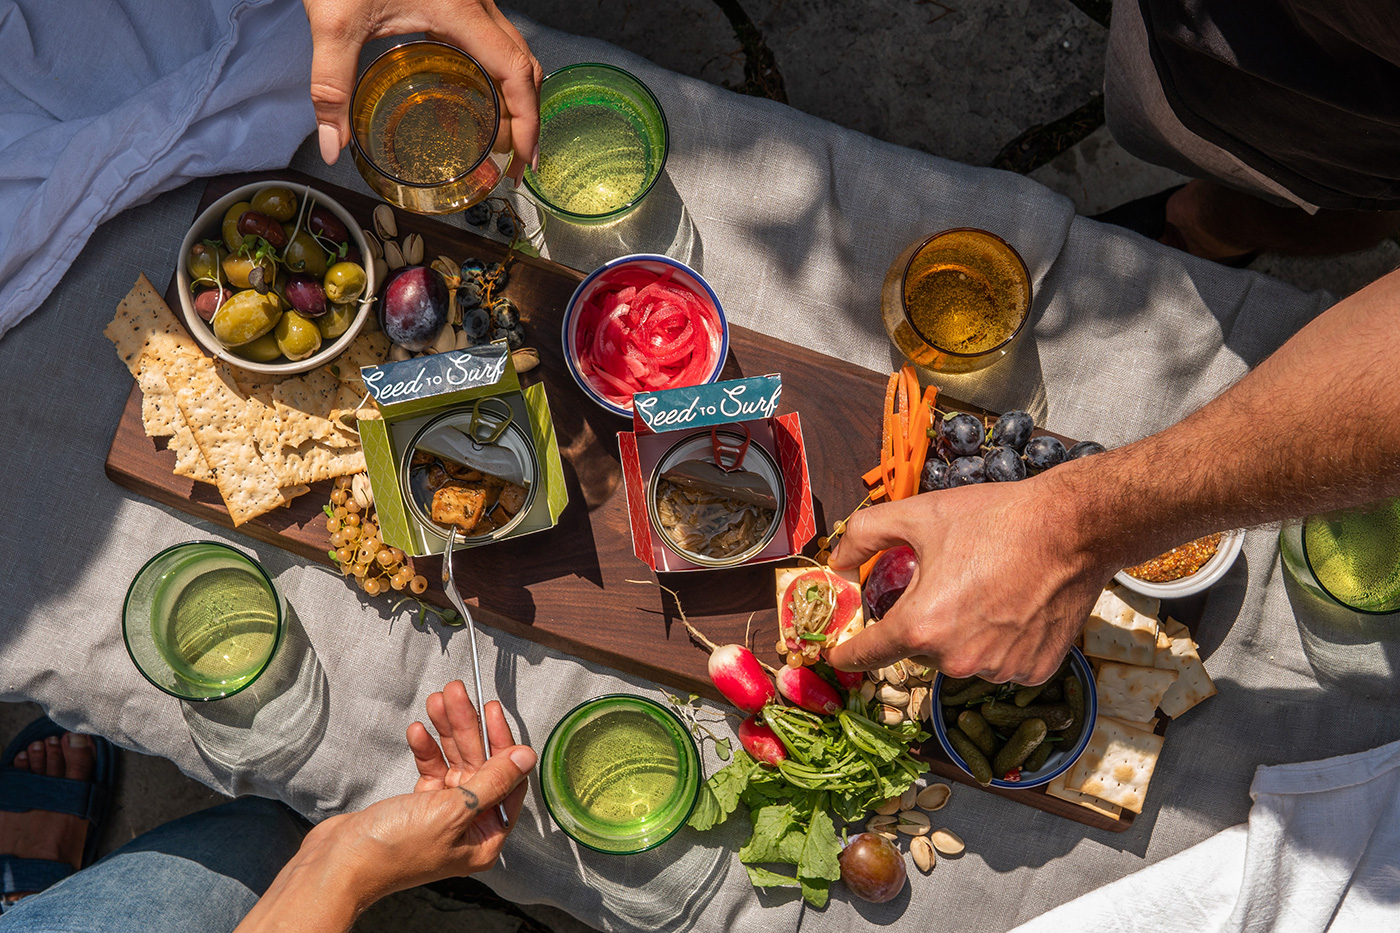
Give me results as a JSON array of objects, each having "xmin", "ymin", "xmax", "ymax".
[
  {"xmin": 324, "ymin": 475, "xmax": 428, "ymax": 597},
  {"xmin": 456, "ymin": 257, "xmax": 525, "ymax": 350},
  {"xmin": 920, "ymin": 410, "xmax": 1105, "ymax": 492}
]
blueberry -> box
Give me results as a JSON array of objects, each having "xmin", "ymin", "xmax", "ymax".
[
  {"xmin": 1024, "ymin": 436, "xmax": 1068, "ymax": 472},
  {"xmin": 938, "ymin": 413, "xmax": 985, "ymax": 458},
  {"xmin": 947, "ymin": 456, "xmax": 986, "ymax": 487},
  {"xmin": 919, "ymin": 458, "xmax": 950, "ymax": 492},
  {"xmin": 461, "ymin": 304, "xmax": 491, "ymax": 340},
  {"xmin": 488, "ymin": 297, "xmax": 520, "ymax": 330},
  {"xmin": 496, "ymin": 213, "xmax": 517, "ymax": 239},
  {"xmin": 1067, "ymin": 440, "xmax": 1107, "ymax": 460},
  {"xmin": 984, "ymin": 446, "xmax": 1027, "ymax": 482},
  {"xmin": 989, "ymin": 410, "xmax": 1035, "ymax": 452},
  {"xmin": 464, "ymin": 204, "xmax": 491, "ymax": 227}
]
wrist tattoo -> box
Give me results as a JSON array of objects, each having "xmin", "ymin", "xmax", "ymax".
[{"xmin": 458, "ymin": 787, "xmax": 480, "ymax": 814}]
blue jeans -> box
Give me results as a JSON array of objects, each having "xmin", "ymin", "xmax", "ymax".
[{"xmin": 0, "ymin": 797, "xmax": 307, "ymax": 932}]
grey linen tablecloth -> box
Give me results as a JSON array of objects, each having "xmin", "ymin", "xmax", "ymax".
[{"xmin": 2, "ymin": 13, "xmax": 1392, "ymax": 933}]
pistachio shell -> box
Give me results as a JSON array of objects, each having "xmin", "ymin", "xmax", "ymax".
[
  {"xmin": 455, "ymin": 328, "xmax": 470, "ymax": 350},
  {"xmin": 873, "ymin": 797, "xmax": 901, "ymax": 817},
  {"xmin": 910, "ymin": 835, "xmax": 936, "ymax": 873},
  {"xmin": 511, "ymin": 347, "xmax": 540, "ymax": 373},
  {"xmin": 878, "ymin": 704, "xmax": 904, "ymax": 726},
  {"xmin": 389, "ymin": 343, "xmax": 412, "ymax": 361},
  {"xmin": 431, "ymin": 325, "xmax": 457, "ymax": 355},
  {"xmin": 373, "ymin": 204, "xmax": 397, "ymax": 240},
  {"xmin": 361, "ymin": 231, "xmax": 382, "ymax": 261},
  {"xmin": 896, "ymin": 810, "xmax": 931, "ymax": 835},
  {"xmin": 879, "ymin": 664, "xmax": 908, "ymax": 686},
  {"xmin": 877, "ymin": 684, "xmax": 911, "ymax": 708},
  {"xmin": 351, "ymin": 473, "xmax": 374, "ymax": 510},
  {"xmin": 383, "ymin": 240, "xmax": 405, "ymax": 271},
  {"xmin": 874, "ymin": 829, "xmax": 898, "ymax": 842},
  {"xmin": 402, "ymin": 233, "xmax": 425, "ymax": 266},
  {"xmin": 931, "ymin": 828, "xmax": 964, "ymax": 855},
  {"xmin": 916, "ymin": 783, "xmax": 951, "ymax": 811},
  {"xmin": 858, "ymin": 680, "xmax": 878, "ymax": 703},
  {"xmin": 909, "ymin": 687, "xmax": 930, "ymax": 722},
  {"xmin": 899, "ymin": 787, "xmax": 917, "ymax": 811},
  {"xmin": 373, "ymin": 257, "xmax": 389, "ymax": 286},
  {"xmin": 866, "ymin": 814, "xmax": 897, "ymax": 833}
]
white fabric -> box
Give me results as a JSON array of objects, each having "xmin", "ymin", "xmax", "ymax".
[
  {"xmin": 1009, "ymin": 740, "xmax": 1400, "ymax": 933},
  {"xmin": 0, "ymin": 0, "xmax": 315, "ymax": 339}
]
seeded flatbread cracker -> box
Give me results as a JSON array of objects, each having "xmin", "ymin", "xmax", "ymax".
[
  {"xmin": 323, "ymin": 330, "xmax": 390, "ymax": 394},
  {"xmin": 1082, "ymin": 587, "xmax": 1160, "ymax": 666},
  {"xmin": 1154, "ymin": 630, "xmax": 1218, "ymax": 718},
  {"xmin": 263, "ymin": 439, "xmax": 365, "ymax": 487},
  {"xmin": 1095, "ymin": 661, "xmax": 1178, "ymax": 722},
  {"xmin": 169, "ymin": 420, "xmax": 215, "ymax": 484},
  {"xmin": 104, "ymin": 274, "xmax": 199, "ymax": 376},
  {"xmin": 1063, "ymin": 715, "xmax": 1164, "ymax": 814},
  {"xmin": 135, "ymin": 358, "xmax": 182, "ymax": 437},
  {"xmin": 1045, "ymin": 771, "xmax": 1123, "ymax": 820}
]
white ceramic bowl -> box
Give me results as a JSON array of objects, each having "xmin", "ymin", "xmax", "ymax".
[
  {"xmin": 560, "ymin": 254, "xmax": 729, "ymax": 417},
  {"xmin": 1114, "ymin": 529, "xmax": 1246, "ymax": 599},
  {"xmin": 176, "ymin": 181, "xmax": 375, "ymax": 375}
]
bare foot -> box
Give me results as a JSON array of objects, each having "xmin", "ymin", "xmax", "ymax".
[{"xmin": 0, "ymin": 732, "xmax": 96, "ymax": 899}]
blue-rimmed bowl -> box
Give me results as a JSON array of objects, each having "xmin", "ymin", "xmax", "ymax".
[
  {"xmin": 561, "ymin": 254, "xmax": 729, "ymax": 417},
  {"xmin": 930, "ymin": 646, "xmax": 1097, "ymax": 789}
]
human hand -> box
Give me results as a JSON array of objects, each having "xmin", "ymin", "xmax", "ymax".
[
  {"xmin": 824, "ymin": 473, "xmax": 1115, "ymax": 684},
  {"xmin": 301, "ymin": 0, "xmax": 542, "ymax": 177}
]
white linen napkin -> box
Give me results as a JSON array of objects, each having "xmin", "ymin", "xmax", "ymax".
[{"xmin": 0, "ymin": 0, "xmax": 315, "ymax": 339}]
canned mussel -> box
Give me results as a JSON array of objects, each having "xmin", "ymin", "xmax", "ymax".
[
  {"xmin": 939, "ymin": 656, "xmax": 1087, "ymax": 785},
  {"xmin": 402, "ymin": 398, "xmax": 539, "ymax": 543},
  {"xmin": 647, "ymin": 426, "xmax": 785, "ymax": 568}
]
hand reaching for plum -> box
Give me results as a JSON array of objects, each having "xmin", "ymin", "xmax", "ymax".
[
  {"xmin": 301, "ymin": 0, "xmax": 542, "ymax": 178},
  {"xmin": 825, "ymin": 467, "xmax": 1118, "ymax": 685}
]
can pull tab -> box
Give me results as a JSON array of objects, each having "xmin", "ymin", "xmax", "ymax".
[
  {"xmin": 711, "ymin": 424, "xmax": 752, "ymax": 474},
  {"xmin": 468, "ymin": 397, "xmax": 511, "ymax": 448}
]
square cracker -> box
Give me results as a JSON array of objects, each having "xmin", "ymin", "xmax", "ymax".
[
  {"xmin": 263, "ymin": 439, "xmax": 365, "ymax": 487},
  {"xmin": 1063, "ymin": 715, "xmax": 1164, "ymax": 814},
  {"xmin": 169, "ymin": 420, "xmax": 215, "ymax": 484},
  {"xmin": 1095, "ymin": 661, "xmax": 1178, "ymax": 722},
  {"xmin": 323, "ymin": 330, "xmax": 390, "ymax": 395},
  {"xmin": 1045, "ymin": 771, "xmax": 1122, "ymax": 820},
  {"xmin": 1154, "ymin": 631, "xmax": 1218, "ymax": 718},
  {"xmin": 104, "ymin": 274, "xmax": 198, "ymax": 376},
  {"xmin": 1082, "ymin": 588, "xmax": 1160, "ymax": 666},
  {"xmin": 135, "ymin": 357, "xmax": 183, "ymax": 437},
  {"xmin": 1162, "ymin": 616, "xmax": 1190, "ymax": 639}
]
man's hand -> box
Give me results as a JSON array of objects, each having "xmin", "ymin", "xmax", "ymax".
[
  {"xmin": 824, "ymin": 470, "xmax": 1116, "ymax": 685},
  {"xmin": 302, "ymin": 0, "xmax": 542, "ymax": 177}
]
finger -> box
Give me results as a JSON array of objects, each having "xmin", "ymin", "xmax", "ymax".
[
  {"xmin": 482, "ymin": 701, "xmax": 518, "ymax": 755},
  {"xmin": 826, "ymin": 600, "xmax": 932, "ymax": 673},
  {"xmin": 435, "ymin": 10, "xmax": 540, "ymax": 174},
  {"xmin": 407, "ymin": 721, "xmax": 449, "ymax": 787},
  {"xmin": 304, "ymin": 5, "xmax": 364, "ymax": 164},
  {"xmin": 425, "ymin": 689, "xmax": 465, "ymax": 770},
  {"xmin": 828, "ymin": 501, "xmax": 919, "ymax": 570},
  {"xmin": 452, "ymin": 744, "xmax": 536, "ymax": 831},
  {"xmin": 443, "ymin": 679, "xmax": 487, "ymax": 770}
]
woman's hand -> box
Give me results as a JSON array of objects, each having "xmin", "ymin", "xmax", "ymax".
[{"xmin": 301, "ymin": 0, "xmax": 542, "ymax": 177}]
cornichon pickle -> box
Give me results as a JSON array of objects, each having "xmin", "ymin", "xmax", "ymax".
[
  {"xmin": 955, "ymin": 710, "xmax": 997, "ymax": 757},
  {"xmin": 1022, "ymin": 738, "xmax": 1054, "ymax": 773},
  {"xmin": 940, "ymin": 679, "xmax": 998, "ymax": 706},
  {"xmin": 992, "ymin": 718, "xmax": 1048, "ymax": 779},
  {"xmin": 1040, "ymin": 680, "xmax": 1063, "ymax": 703},
  {"xmin": 939, "ymin": 675, "xmax": 979, "ymax": 697},
  {"xmin": 947, "ymin": 728, "xmax": 994, "ymax": 785},
  {"xmin": 981, "ymin": 702, "xmax": 1074, "ymax": 731},
  {"xmin": 1061, "ymin": 676, "xmax": 1086, "ymax": 745},
  {"xmin": 1014, "ymin": 683, "xmax": 1046, "ymax": 707}
]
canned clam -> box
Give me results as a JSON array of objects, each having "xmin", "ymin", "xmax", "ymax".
[{"xmin": 647, "ymin": 429, "xmax": 784, "ymax": 568}]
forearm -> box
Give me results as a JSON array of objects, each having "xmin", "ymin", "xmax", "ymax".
[
  {"xmin": 233, "ymin": 818, "xmax": 377, "ymax": 933},
  {"xmin": 1058, "ymin": 267, "xmax": 1400, "ymax": 568}
]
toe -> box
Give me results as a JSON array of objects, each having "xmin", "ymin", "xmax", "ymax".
[
  {"xmin": 44, "ymin": 735, "xmax": 64, "ymax": 777},
  {"xmin": 26, "ymin": 740, "xmax": 46, "ymax": 775},
  {"xmin": 61, "ymin": 734, "xmax": 95, "ymax": 782}
]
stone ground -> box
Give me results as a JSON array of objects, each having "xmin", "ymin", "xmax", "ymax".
[{"xmin": 4, "ymin": 1, "xmax": 1396, "ymax": 930}]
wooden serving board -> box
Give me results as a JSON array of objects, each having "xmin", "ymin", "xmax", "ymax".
[{"xmin": 106, "ymin": 171, "xmax": 1191, "ymax": 833}]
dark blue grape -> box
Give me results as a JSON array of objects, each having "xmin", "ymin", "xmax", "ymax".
[
  {"xmin": 502, "ymin": 324, "xmax": 526, "ymax": 349},
  {"xmin": 1067, "ymin": 441, "xmax": 1106, "ymax": 460},
  {"xmin": 984, "ymin": 446, "xmax": 1027, "ymax": 482},
  {"xmin": 989, "ymin": 410, "xmax": 1035, "ymax": 452},
  {"xmin": 938, "ymin": 413, "xmax": 985, "ymax": 458},
  {"xmin": 460, "ymin": 257, "xmax": 488, "ymax": 277},
  {"xmin": 484, "ymin": 261, "xmax": 509, "ymax": 291},
  {"xmin": 458, "ymin": 276, "xmax": 484, "ymax": 309},
  {"xmin": 464, "ymin": 204, "xmax": 491, "ymax": 227},
  {"xmin": 919, "ymin": 458, "xmax": 949, "ymax": 492},
  {"xmin": 489, "ymin": 297, "xmax": 520, "ymax": 330},
  {"xmin": 461, "ymin": 304, "xmax": 491, "ymax": 340},
  {"xmin": 947, "ymin": 456, "xmax": 986, "ymax": 487},
  {"xmin": 1024, "ymin": 436, "xmax": 1068, "ymax": 472},
  {"xmin": 496, "ymin": 213, "xmax": 517, "ymax": 238}
]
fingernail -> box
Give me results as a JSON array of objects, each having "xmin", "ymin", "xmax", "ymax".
[
  {"xmin": 29, "ymin": 741, "xmax": 42, "ymax": 753},
  {"xmin": 530, "ymin": 145, "xmax": 539, "ymax": 173},
  {"xmin": 67, "ymin": 734, "xmax": 89, "ymax": 749},
  {"xmin": 46, "ymin": 735, "xmax": 60, "ymax": 746},
  {"xmin": 14, "ymin": 751, "xmax": 26, "ymax": 764},
  {"xmin": 509, "ymin": 746, "xmax": 537, "ymax": 772},
  {"xmin": 318, "ymin": 124, "xmax": 341, "ymax": 165}
]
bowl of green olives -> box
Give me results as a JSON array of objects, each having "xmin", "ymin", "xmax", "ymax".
[{"xmin": 176, "ymin": 181, "xmax": 376, "ymax": 374}]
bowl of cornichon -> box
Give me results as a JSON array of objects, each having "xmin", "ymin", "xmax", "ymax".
[{"xmin": 930, "ymin": 646, "xmax": 1097, "ymax": 789}]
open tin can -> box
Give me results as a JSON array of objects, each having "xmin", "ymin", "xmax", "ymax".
[
  {"xmin": 646, "ymin": 427, "xmax": 785, "ymax": 568},
  {"xmin": 401, "ymin": 399, "xmax": 540, "ymax": 544}
]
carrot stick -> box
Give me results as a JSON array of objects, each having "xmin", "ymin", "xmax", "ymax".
[
  {"xmin": 896, "ymin": 366, "xmax": 911, "ymax": 440},
  {"xmin": 862, "ymin": 463, "xmax": 885, "ymax": 486},
  {"xmin": 869, "ymin": 483, "xmax": 887, "ymax": 502},
  {"xmin": 881, "ymin": 373, "xmax": 899, "ymax": 494},
  {"xmin": 905, "ymin": 403, "xmax": 932, "ymax": 499}
]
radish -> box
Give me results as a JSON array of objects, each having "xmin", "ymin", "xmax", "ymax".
[
  {"xmin": 738, "ymin": 715, "xmax": 787, "ymax": 764},
  {"xmin": 709, "ymin": 644, "xmax": 778, "ymax": 714},
  {"xmin": 776, "ymin": 665, "xmax": 843, "ymax": 715},
  {"xmin": 831, "ymin": 667, "xmax": 866, "ymax": 691}
]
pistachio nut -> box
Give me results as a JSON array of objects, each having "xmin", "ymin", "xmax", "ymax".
[
  {"xmin": 876, "ymin": 684, "xmax": 911, "ymax": 708},
  {"xmin": 895, "ymin": 811, "xmax": 931, "ymax": 835},
  {"xmin": 858, "ymin": 680, "xmax": 878, "ymax": 703},
  {"xmin": 373, "ymin": 204, "xmax": 398, "ymax": 240},
  {"xmin": 402, "ymin": 233, "xmax": 425, "ymax": 266},
  {"xmin": 916, "ymin": 783, "xmax": 951, "ymax": 811},
  {"xmin": 373, "ymin": 257, "xmax": 389, "ymax": 287},
  {"xmin": 389, "ymin": 343, "xmax": 412, "ymax": 362},
  {"xmin": 899, "ymin": 787, "xmax": 917, "ymax": 811},
  {"xmin": 866, "ymin": 814, "xmax": 897, "ymax": 834},
  {"xmin": 431, "ymin": 325, "xmax": 457, "ymax": 355},
  {"xmin": 878, "ymin": 704, "xmax": 905, "ymax": 726},
  {"xmin": 910, "ymin": 835, "xmax": 936, "ymax": 873},
  {"xmin": 383, "ymin": 240, "xmax": 405, "ymax": 272},
  {"xmin": 873, "ymin": 797, "xmax": 901, "ymax": 817},
  {"xmin": 879, "ymin": 664, "xmax": 908, "ymax": 686},
  {"xmin": 361, "ymin": 231, "xmax": 382, "ymax": 261},
  {"xmin": 931, "ymin": 828, "xmax": 965, "ymax": 855},
  {"xmin": 511, "ymin": 347, "xmax": 540, "ymax": 373},
  {"xmin": 909, "ymin": 687, "xmax": 930, "ymax": 722},
  {"xmin": 351, "ymin": 473, "xmax": 374, "ymax": 510},
  {"xmin": 455, "ymin": 328, "xmax": 470, "ymax": 350}
]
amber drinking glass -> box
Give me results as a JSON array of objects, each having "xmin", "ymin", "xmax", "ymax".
[
  {"xmin": 880, "ymin": 228, "xmax": 1032, "ymax": 374},
  {"xmin": 350, "ymin": 41, "xmax": 511, "ymax": 214}
]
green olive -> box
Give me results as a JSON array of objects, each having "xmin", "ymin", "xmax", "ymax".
[
  {"xmin": 275, "ymin": 310, "xmax": 323, "ymax": 361},
  {"xmin": 323, "ymin": 262, "xmax": 367, "ymax": 304},
  {"xmin": 250, "ymin": 186, "xmax": 298, "ymax": 222},
  {"xmin": 282, "ymin": 229, "xmax": 328, "ymax": 278},
  {"xmin": 187, "ymin": 242, "xmax": 226, "ymax": 284},
  {"xmin": 221, "ymin": 201, "xmax": 253, "ymax": 252},
  {"xmin": 222, "ymin": 253, "xmax": 278, "ymax": 290},
  {"xmin": 212, "ymin": 290, "xmax": 282, "ymax": 346},
  {"xmin": 316, "ymin": 302, "xmax": 358, "ymax": 340},
  {"xmin": 234, "ymin": 331, "xmax": 283, "ymax": 362}
]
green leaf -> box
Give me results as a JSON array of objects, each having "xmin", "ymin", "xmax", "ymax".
[
  {"xmin": 688, "ymin": 784, "xmax": 723, "ymax": 831},
  {"xmin": 798, "ymin": 808, "xmax": 841, "ymax": 883},
  {"xmin": 327, "ymin": 550, "xmax": 338, "ymax": 561},
  {"xmin": 744, "ymin": 865, "xmax": 801, "ymax": 890},
  {"xmin": 322, "ymin": 504, "xmax": 335, "ymax": 518},
  {"xmin": 687, "ymin": 752, "xmax": 756, "ymax": 831},
  {"xmin": 799, "ymin": 877, "xmax": 830, "ymax": 909},
  {"xmin": 715, "ymin": 737, "xmax": 732, "ymax": 761},
  {"xmin": 738, "ymin": 802, "xmax": 807, "ymax": 867}
]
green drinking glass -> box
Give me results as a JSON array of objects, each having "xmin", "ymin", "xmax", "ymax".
[
  {"xmin": 522, "ymin": 63, "xmax": 669, "ymax": 226},
  {"xmin": 123, "ymin": 542, "xmax": 285, "ymax": 702},
  {"xmin": 1301, "ymin": 498, "xmax": 1400, "ymax": 614}
]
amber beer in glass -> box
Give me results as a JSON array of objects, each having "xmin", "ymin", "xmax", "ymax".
[{"xmin": 880, "ymin": 228, "xmax": 1031, "ymax": 373}]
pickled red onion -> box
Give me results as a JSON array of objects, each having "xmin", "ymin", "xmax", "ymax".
[{"xmin": 573, "ymin": 268, "xmax": 721, "ymax": 409}]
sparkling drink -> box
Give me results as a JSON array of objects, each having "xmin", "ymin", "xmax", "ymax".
[
  {"xmin": 366, "ymin": 72, "xmax": 495, "ymax": 187},
  {"xmin": 562, "ymin": 709, "xmax": 683, "ymax": 828},
  {"xmin": 530, "ymin": 102, "xmax": 651, "ymax": 216}
]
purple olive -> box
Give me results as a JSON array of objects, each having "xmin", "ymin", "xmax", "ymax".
[
  {"xmin": 193, "ymin": 286, "xmax": 231, "ymax": 322},
  {"xmin": 308, "ymin": 206, "xmax": 350, "ymax": 247},
  {"xmin": 285, "ymin": 273, "xmax": 329, "ymax": 318},
  {"xmin": 380, "ymin": 266, "xmax": 449, "ymax": 351}
]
